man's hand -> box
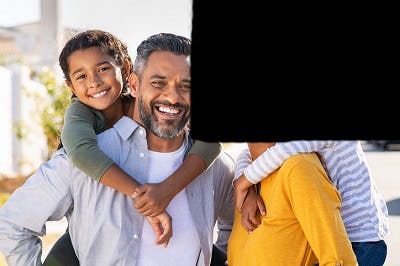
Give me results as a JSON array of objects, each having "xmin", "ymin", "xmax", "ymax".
[
  {"xmin": 146, "ymin": 211, "xmax": 173, "ymax": 248},
  {"xmin": 240, "ymin": 186, "xmax": 266, "ymax": 233},
  {"xmin": 132, "ymin": 183, "xmax": 175, "ymax": 217}
]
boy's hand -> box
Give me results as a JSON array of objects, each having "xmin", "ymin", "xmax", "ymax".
[
  {"xmin": 240, "ymin": 186, "xmax": 266, "ymax": 233},
  {"xmin": 234, "ymin": 186, "xmax": 249, "ymax": 213},
  {"xmin": 233, "ymin": 173, "xmax": 254, "ymax": 212},
  {"xmin": 146, "ymin": 211, "xmax": 173, "ymax": 248},
  {"xmin": 132, "ymin": 183, "xmax": 174, "ymax": 218}
]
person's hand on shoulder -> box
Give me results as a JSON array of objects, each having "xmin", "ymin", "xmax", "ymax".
[
  {"xmin": 240, "ymin": 186, "xmax": 266, "ymax": 233},
  {"xmin": 233, "ymin": 173, "xmax": 255, "ymax": 212}
]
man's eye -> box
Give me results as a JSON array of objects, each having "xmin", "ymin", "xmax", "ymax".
[
  {"xmin": 152, "ymin": 81, "xmax": 165, "ymax": 87},
  {"xmin": 178, "ymin": 84, "xmax": 191, "ymax": 91}
]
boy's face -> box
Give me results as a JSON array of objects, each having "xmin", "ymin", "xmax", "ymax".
[
  {"xmin": 66, "ymin": 47, "xmax": 124, "ymax": 111},
  {"xmin": 129, "ymin": 51, "xmax": 191, "ymax": 139}
]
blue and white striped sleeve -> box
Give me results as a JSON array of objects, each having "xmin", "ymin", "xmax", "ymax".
[
  {"xmin": 234, "ymin": 148, "xmax": 252, "ymax": 180},
  {"xmin": 243, "ymin": 140, "xmax": 336, "ymax": 184}
]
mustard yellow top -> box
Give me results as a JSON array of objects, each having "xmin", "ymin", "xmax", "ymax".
[{"xmin": 228, "ymin": 153, "xmax": 357, "ymax": 266}]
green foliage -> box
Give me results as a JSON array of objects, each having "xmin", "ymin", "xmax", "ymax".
[
  {"xmin": 37, "ymin": 68, "xmax": 71, "ymax": 156},
  {"xmin": 1, "ymin": 56, "xmax": 71, "ymax": 158},
  {"xmin": 0, "ymin": 53, "xmax": 24, "ymax": 66}
]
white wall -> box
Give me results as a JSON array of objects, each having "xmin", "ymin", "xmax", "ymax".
[
  {"xmin": 0, "ymin": 63, "xmax": 48, "ymax": 177},
  {"xmin": 0, "ymin": 66, "xmax": 14, "ymax": 176}
]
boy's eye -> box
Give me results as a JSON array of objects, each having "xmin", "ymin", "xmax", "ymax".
[
  {"xmin": 99, "ymin": 67, "xmax": 109, "ymax": 72},
  {"xmin": 76, "ymin": 74, "xmax": 86, "ymax": 80}
]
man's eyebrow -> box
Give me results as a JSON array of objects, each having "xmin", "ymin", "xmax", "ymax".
[
  {"xmin": 71, "ymin": 61, "xmax": 111, "ymax": 76},
  {"xmin": 150, "ymin": 74, "xmax": 166, "ymax": 79},
  {"xmin": 149, "ymin": 74, "xmax": 191, "ymax": 82}
]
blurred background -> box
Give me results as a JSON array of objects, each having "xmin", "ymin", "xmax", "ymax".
[{"xmin": 1, "ymin": 1, "xmax": 399, "ymax": 265}]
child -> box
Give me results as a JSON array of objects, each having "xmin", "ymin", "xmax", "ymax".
[
  {"xmin": 233, "ymin": 140, "xmax": 388, "ymax": 266},
  {"xmin": 58, "ymin": 30, "xmax": 222, "ymax": 245}
]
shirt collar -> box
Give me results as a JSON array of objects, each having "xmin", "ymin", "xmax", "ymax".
[
  {"xmin": 113, "ymin": 116, "xmax": 193, "ymax": 146},
  {"xmin": 113, "ymin": 116, "xmax": 140, "ymax": 141}
]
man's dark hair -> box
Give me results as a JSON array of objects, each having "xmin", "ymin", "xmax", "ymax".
[
  {"xmin": 59, "ymin": 29, "xmax": 133, "ymax": 100},
  {"xmin": 133, "ymin": 33, "xmax": 191, "ymax": 77}
]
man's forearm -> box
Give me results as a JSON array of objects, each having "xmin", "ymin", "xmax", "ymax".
[{"xmin": 0, "ymin": 152, "xmax": 73, "ymax": 266}]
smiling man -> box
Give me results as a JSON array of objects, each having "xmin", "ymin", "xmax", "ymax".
[{"xmin": 0, "ymin": 33, "xmax": 235, "ymax": 266}]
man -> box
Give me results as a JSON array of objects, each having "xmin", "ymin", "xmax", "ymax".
[
  {"xmin": 0, "ymin": 33, "xmax": 235, "ymax": 266},
  {"xmin": 228, "ymin": 142, "xmax": 358, "ymax": 265}
]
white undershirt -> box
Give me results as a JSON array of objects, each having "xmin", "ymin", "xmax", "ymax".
[{"xmin": 137, "ymin": 142, "xmax": 201, "ymax": 266}]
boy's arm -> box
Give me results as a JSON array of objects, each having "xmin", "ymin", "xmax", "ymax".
[
  {"xmin": 61, "ymin": 101, "xmax": 141, "ymax": 197},
  {"xmin": 289, "ymin": 156, "xmax": 357, "ymax": 265},
  {"xmin": 188, "ymin": 141, "xmax": 223, "ymax": 170},
  {"xmin": 234, "ymin": 148, "xmax": 253, "ymax": 179},
  {"xmin": 0, "ymin": 152, "xmax": 73, "ymax": 266},
  {"xmin": 61, "ymin": 100, "xmax": 113, "ymax": 181},
  {"xmin": 133, "ymin": 141, "xmax": 222, "ymax": 217},
  {"xmin": 162, "ymin": 141, "xmax": 222, "ymax": 195},
  {"xmin": 241, "ymin": 140, "xmax": 336, "ymax": 186},
  {"xmin": 232, "ymin": 149, "xmax": 266, "ymax": 213}
]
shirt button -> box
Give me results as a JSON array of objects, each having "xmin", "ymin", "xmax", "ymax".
[
  {"xmin": 139, "ymin": 129, "xmax": 144, "ymax": 135},
  {"xmin": 133, "ymin": 234, "xmax": 139, "ymax": 240},
  {"xmin": 139, "ymin": 152, "xmax": 145, "ymax": 157}
]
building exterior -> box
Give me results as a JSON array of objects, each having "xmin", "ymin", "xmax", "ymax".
[{"xmin": 0, "ymin": 0, "xmax": 79, "ymax": 176}]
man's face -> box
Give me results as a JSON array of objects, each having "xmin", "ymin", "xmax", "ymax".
[{"xmin": 130, "ymin": 51, "xmax": 191, "ymax": 139}]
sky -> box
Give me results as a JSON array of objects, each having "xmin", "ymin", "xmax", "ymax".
[{"xmin": 0, "ymin": 0, "xmax": 193, "ymax": 55}]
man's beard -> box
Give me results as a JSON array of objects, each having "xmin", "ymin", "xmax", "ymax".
[{"xmin": 138, "ymin": 97, "xmax": 190, "ymax": 139}]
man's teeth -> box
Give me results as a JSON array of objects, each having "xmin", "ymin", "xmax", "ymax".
[
  {"xmin": 92, "ymin": 90, "xmax": 107, "ymax": 98},
  {"xmin": 159, "ymin": 106, "xmax": 179, "ymax": 114}
]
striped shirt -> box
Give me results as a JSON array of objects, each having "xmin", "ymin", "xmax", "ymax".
[{"xmin": 234, "ymin": 140, "xmax": 389, "ymax": 242}]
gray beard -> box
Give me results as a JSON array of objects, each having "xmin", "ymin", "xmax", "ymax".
[{"xmin": 138, "ymin": 97, "xmax": 189, "ymax": 139}]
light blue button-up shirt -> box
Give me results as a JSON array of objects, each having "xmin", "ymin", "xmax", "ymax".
[{"xmin": 0, "ymin": 116, "xmax": 235, "ymax": 266}]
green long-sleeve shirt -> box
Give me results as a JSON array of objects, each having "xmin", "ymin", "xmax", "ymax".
[{"xmin": 61, "ymin": 99, "xmax": 222, "ymax": 181}]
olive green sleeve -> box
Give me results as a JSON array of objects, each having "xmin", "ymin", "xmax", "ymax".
[
  {"xmin": 188, "ymin": 140, "xmax": 223, "ymax": 170},
  {"xmin": 61, "ymin": 99, "xmax": 114, "ymax": 182}
]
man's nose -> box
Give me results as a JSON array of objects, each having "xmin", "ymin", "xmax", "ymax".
[{"xmin": 163, "ymin": 86, "xmax": 182, "ymax": 103}]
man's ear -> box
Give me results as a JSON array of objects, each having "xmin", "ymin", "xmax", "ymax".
[
  {"xmin": 128, "ymin": 72, "xmax": 139, "ymax": 97},
  {"xmin": 65, "ymin": 80, "xmax": 76, "ymax": 95}
]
